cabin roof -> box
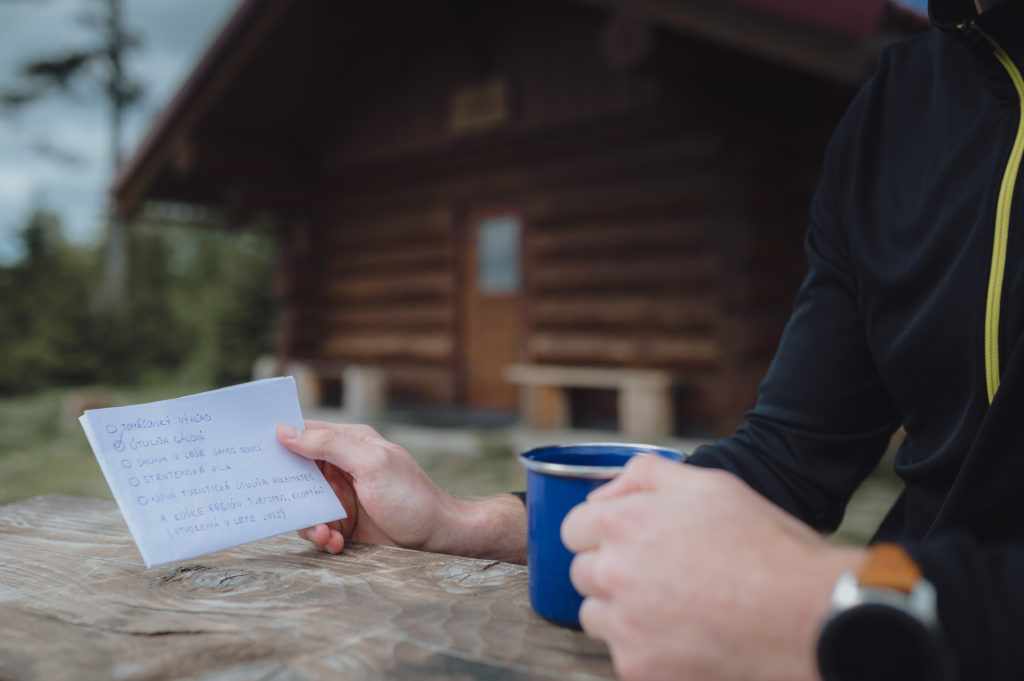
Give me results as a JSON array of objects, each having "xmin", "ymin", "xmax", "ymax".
[{"xmin": 110, "ymin": 0, "xmax": 923, "ymax": 218}]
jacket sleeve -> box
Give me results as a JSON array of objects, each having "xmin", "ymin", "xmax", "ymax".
[
  {"xmin": 686, "ymin": 50, "xmax": 1024, "ymax": 679},
  {"xmin": 686, "ymin": 74, "xmax": 903, "ymax": 533}
]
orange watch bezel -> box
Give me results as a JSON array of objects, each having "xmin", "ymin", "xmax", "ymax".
[{"xmin": 858, "ymin": 542, "xmax": 923, "ymax": 595}]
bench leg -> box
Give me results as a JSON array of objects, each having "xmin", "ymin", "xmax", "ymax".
[
  {"xmin": 285, "ymin": 361, "xmax": 322, "ymax": 408},
  {"xmin": 343, "ymin": 366, "xmax": 387, "ymax": 420},
  {"xmin": 619, "ymin": 384, "xmax": 673, "ymax": 439},
  {"xmin": 520, "ymin": 385, "xmax": 571, "ymax": 430}
]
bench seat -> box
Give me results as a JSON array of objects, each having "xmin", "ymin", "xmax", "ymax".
[{"xmin": 504, "ymin": 363, "xmax": 681, "ymax": 438}]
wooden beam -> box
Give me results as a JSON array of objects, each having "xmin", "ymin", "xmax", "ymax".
[
  {"xmin": 572, "ymin": 0, "xmax": 881, "ymax": 86},
  {"xmin": 506, "ymin": 363, "xmax": 678, "ymax": 389},
  {"xmin": 527, "ymin": 331, "xmax": 721, "ymax": 366},
  {"xmin": 531, "ymin": 218, "xmax": 711, "ymax": 255},
  {"xmin": 321, "ymin": 209, "xmax": 452, "ymax": 247},
  {"xmin": 326, "ymin": 271, "xmax": 454, "ymax": 302},
  {"xmin": 222, "ymin": 181, "xmax": 317, "ymax": 218},
  {"xmin": 321, "ymin": 110, "xmax": 719, "ymax": 191},
  {"xmin": 530, "ymin": 257, "xmax": 716, "ymax": 292},
  {"xmin": 532, "ymin": 295, "xmax": 717, "ymax": 329},
  {"xmin": 532, "ymin": 177, "xmax": 718, "ymax": 226},
  {"xmin": 322, "ymin": 332, "xmax": 453, "ymax": 362},
  {"xmin": 324, "ymin": 303, "xmax": 455, "ymax": 330},
  {"xmin": 173, "ymin": 137, "xmax": 309, "ymax": 185},
  {"xmin": 324, "ymin": 242, "xmax": 452, "ymax": 274}
]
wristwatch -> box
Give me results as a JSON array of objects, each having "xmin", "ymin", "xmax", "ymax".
[{"xmin": 817, "ymin": 542, "xmax": 953, "ymax": 681}]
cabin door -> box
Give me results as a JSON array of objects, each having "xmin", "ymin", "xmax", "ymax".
[{"xmin": 461, "ymin": 209, "xmax": 526, "ymax": 410}]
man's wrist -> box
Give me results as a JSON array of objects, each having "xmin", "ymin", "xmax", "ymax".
[{"xmin": 442, "ymin": 494, "xmax": 528, "ymax": 564}]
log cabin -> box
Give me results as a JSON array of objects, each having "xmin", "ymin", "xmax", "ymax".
[{"xmin": 111, "ymin": 0, "xmax": 927, "ymax": 437}]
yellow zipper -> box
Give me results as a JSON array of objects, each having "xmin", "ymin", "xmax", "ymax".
[{"xmin": 973, "ymin": 24, "xmax": 1024, "ymax": 403}]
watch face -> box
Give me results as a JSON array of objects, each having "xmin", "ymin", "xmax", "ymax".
[{"xmin": 818, "ymin": 603, "xmax": 943, "ymax": 681}]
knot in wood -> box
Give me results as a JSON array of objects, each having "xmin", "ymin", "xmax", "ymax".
[{"xmin": 160, "ymin": 565, "xmax": 257, "ymax": 592}]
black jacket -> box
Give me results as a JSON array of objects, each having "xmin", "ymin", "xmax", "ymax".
[{"xmin": 687, "ymin": 0, "xmax": 1024, "ymax": 677}]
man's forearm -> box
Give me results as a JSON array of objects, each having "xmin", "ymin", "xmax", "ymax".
[{"xmin": 445, "ymin": 493, "xmax": 528, "ymax": 564}]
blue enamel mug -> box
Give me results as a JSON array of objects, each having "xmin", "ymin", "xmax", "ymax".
[{"xmin": 518, "ymin": 442, "xmax": 686, "ymax": 628}]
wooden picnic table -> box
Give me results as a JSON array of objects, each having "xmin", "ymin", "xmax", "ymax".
[{"xmin": 0, "ymin": 495, "xmax": 615, "ymax": 680}]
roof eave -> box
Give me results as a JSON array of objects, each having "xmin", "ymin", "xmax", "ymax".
[
  {"xmin": 109, "ymin": 0, "xmax": 288, "ymax": 218},
  {"xmin": 574, "ymin": 0, "xmax": 889, "ymax": 86}
]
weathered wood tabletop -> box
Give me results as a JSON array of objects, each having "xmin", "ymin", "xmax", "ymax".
[{"xmin": 0, "ymin": 495, "xmax": 614, "ymax": 681}]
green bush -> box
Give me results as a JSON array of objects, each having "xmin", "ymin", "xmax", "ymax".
[
  {"xmin": 0, "ymin": 211, "xmax": 101, "ymax": 392},
  {"xmin": 0, "ymin": 208, "xmax": 278, "ymax": 395}
]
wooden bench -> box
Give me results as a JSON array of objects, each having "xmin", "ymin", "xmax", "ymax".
[
  {"xmin": 253, "ymin": 356, "xmax": 387, "ymax": 418},
  {"xmin": 504, "ymin": 363, "xmax": 681, "ymax": 438}
]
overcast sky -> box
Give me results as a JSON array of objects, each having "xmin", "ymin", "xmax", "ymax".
[
  {"xmin": 0, "ymin": 0, "xmax": 242, "ymax": 262},
  {"xmin": 892, "ymin": 0, "xmax": 928, "ymax": 12}
]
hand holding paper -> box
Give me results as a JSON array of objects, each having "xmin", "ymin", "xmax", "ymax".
[{"xmin": 79, "ymin": 377, "xmax": 346, "ymax": 567}]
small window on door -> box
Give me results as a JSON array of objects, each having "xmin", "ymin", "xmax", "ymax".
[{"xmin": 477, "ymin": 215, "xmax": 521, "ymax": 294}]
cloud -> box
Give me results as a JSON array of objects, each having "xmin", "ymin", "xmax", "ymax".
[
  {"xmin": 0, "ymin": 0, "xmax": 241, "ymax": 261},
  {"xmin": 890, "ymin": 0, "xmax": 928, "ymax": 14}
]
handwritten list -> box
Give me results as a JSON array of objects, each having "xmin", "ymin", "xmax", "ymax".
[{"xmin": 79, "ymin": 377, "xmax": 346, "ymax": 567}]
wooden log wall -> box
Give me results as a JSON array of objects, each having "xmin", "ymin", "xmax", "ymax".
[
  {"xmin": 271, "ymin": 0, "xmax": 851, "ymax": 433},
  {"xmin": 526, "ymin": 145, "xmax": 723, "ymax": 369},
  {"xmin": 281, "ymin": 112, "xmax": 827, "ymax": 433},
  {"xmin": 524, "ymin": 134, "xmax": 727, "ymax": 433},
  {"xmin": 706, "ymin": 132, "xmax": 827, "ymax": 433},
  {"xmin": 317, "ymin": 207, "xmax": 458, "ymax": 404}
]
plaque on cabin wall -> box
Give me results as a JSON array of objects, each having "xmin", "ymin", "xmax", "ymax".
[{"xmin": 449, "ymin": 78, "xmax": 509, "ymax": 136}]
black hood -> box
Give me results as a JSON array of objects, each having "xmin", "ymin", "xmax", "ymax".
[
  {"xmin": 929, "ymin": 0, "xmax": 1024, "ymax": 36},
  {"xmin": 928, "ymin": 0, "xmax": 979, "ymax": 28}
]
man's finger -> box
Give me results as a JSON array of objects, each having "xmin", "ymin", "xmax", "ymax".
[
  {"xmin": 564, "ymin": 489, "xmax": 663, "ymax": 553},
  {"xmin": 326, "ymin": 527, "xmax": 345, "ymax": 554},
  {"xmin": 577, "ymin": 596, "xmax": 611, "ymax": 643},
  {"xmin": 303, "ymin": 420, "xmax": 389, "ymax": 445},
  {"xmin": 569, "ymin": 549, "xmax": 606, "ymax": 598},
  {"xmin": 297, "ymin": 524, "xmax": 344, "ymax": 554},
  {"xmin": 296, "ymin": 523, "xmax": 328, "ymax": 551},
  {"xmin": 276, "ymin": 423, "xmax": 383, "ymax": 476},
  {"xmin": 587, "ymin": 454, "xmax": 685, "ymax": 502},
  {"xmin": 561, "ymin": 500, "xmax": 604, "ymax": 553}
]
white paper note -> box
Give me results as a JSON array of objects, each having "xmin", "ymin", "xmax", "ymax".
[{"xmin": 79, "ymin": 377, "xmax": 346, "ymax": 567}]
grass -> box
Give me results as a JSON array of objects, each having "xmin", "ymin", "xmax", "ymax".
[
  {"xmin": 0, "ymin": 381, "xmax": 211, "ymax": 506},
  {"xmin": 0, "ymin": 383, "xmax": 523, "ymax": 509},
  {"xmin": 0, "ymin": 383, "xmax": 902, "ymax": 549},
  {"xmin": 410, "ymin": 432, "xmax": 525, "ymax": 500},
  {"xmin": 832, "ymin": 439, "xmax": 905, "ymax": 545}
]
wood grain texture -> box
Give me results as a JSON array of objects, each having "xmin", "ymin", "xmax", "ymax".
[{"xmin": 0, "ymin": 495, "xmax": 613, "ymax": 681}]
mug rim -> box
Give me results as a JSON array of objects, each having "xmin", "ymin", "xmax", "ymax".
[{"xmin": 518, "ymin": 442, "xmax": 685, "ymax": 479}]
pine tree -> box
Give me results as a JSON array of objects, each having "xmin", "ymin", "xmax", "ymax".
[{"xmin": 1, "ymin": 0, "xmax": 143, "ymax": 308}]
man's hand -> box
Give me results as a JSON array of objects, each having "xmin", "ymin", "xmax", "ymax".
[
  {"xmin": 277, "ymin": 420, "xmax": 527, "ymax": 563},
  {"xmin": 561, "ymin": 456, "xmax": 863, "ymax": 681}
]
